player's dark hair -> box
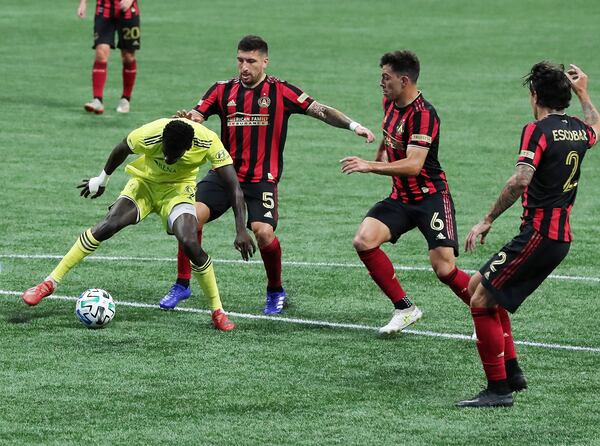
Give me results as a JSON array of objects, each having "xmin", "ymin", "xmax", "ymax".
[
  {"xmin": 238, "ymin": 35, "xmax": 269, "ymax": 55},
  {"xmin": 380, "ymin": 50, "xmax": 420, "ymax": 83},
  {"xmin": 523, "ymin": 61, "xmax": 571, "ymax": 110},
  {"xmin": 162, "ymin": 120, "xmax": 194, "ymax": 156}
]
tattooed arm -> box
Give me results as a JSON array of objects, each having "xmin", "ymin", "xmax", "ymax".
[
  {"xmin": 566, "ymin": 64, "xmax": 600, "ymax": 137},
  {"xmin": 465, "ymin": 164, "xmax": 534, "ymax": 252},
  {"xmin": 306, "ymin": 101, "xmax": 375, "ymax": 142}
]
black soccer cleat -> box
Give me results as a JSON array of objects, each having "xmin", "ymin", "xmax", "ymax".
[
  {"xmin": 508, "ymin": 370, "xmax": 528, "ymax": 392},
  {"xmin": 455, "ymin": 389, "xmax": 514, "ymax": 408}
]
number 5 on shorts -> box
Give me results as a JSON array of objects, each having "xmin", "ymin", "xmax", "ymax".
[{"xmin": 262, "ymin": 192, "xmax": 274, "ymax": 209}]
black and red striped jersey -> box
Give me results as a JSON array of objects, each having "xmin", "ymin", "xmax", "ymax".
[
  {"xmin": 381, "ymin": 93, "xmax": 448, "ymax": 203},
  {"xmin": 517, "ymin": 114, "xmax": 597, "ymax": 242},
  {"xmin": 95, "ymin": 0, "xmax": 139, "ymax": 19},
  {"xmin": 193, "ymin": 76, "xmax": 314, "ymax": 183}
]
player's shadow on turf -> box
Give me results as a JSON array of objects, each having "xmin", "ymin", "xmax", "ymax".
[{"xmin": 6, "ymin": 308, "xmax": 63, "ymax": 324}]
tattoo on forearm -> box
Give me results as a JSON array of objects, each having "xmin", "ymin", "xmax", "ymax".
[
  {"xmin": 581, "ymin": 100, "xmax": 600, "ymax": 125},
  {"xmin": 307, "ymin": 102, "xmax": 352, "ymax": 129},
  {"xmin": 488, "ymin": 166, "xmax": 533, "ymax": 221}
]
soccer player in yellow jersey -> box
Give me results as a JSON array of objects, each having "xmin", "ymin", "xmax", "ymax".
[{"xmin": 22, "ymin": 118, "xmax": 256, "ymax": 331}]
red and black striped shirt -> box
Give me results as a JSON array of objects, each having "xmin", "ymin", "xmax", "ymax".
[
  {"xmin": 193, "ymin": 76, "xmax": 313, "ymax": 183},
  {"xmin": 517, "ymin": 114, "xmax": 597, "ymax": 242},
  {"xmin": 95, "ymin": 0, "xmax": 139, "ymax": 19},
  {"xmin": 382, "ymin": 93, "xmax": 448, "ymax": 203}
]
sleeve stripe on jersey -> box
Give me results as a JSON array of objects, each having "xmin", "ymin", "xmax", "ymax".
[
  {"xmin": 407, "ymin": 143, "xmax": 430, "ymax": 151},
  {"xmin": 193, "ymin": 137, "xmax": 212, "ymax": 148},
  {"xmin": 515, "ymin": 161, "xmax": 536, "ymax": 171},
  {"xmin": 143, "ymin": 134, "xmax": 163, "ymax": 145}
]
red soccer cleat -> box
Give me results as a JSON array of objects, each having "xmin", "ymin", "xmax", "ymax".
[
  {"xmin": 22, "ymin": 280, "xmax": 55, "ymax": 306},
  {"xmin": 211, "ymin": 309, "xmax": 235, "ymax": 331}
]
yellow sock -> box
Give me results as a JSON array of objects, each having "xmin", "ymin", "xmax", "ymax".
[
  {"xmin": 50, "ymin": 229, "xmax": 100, "ymax": 283},
  {"xmin": 191, "ymin": 256, "xmax": 222, "ymax": 311}
]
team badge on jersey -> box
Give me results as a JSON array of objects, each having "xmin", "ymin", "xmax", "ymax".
[
  {"xmin": 258, "ymin": 96, "xmax": 271, "ymax": 108},
  {"xmin": 396, "ymin": 121, "xmax": 405, "ymax": 134},
  {"xmin": 214, "ymin": 149, "xmax": 228, "ymax": 161}
]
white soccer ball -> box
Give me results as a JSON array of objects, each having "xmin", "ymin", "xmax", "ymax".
[{"xmin": 75, "ymin": 288, "xmax": 116, "ymax": 329}]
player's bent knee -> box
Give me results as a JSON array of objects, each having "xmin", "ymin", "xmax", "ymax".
[
  {"xmin": 353, "ymin": 234, "xmax": 377, "ymax": 252},
  {"xmin": 252, "ymin": 224, "xmax": 274, "ymax": 246}
]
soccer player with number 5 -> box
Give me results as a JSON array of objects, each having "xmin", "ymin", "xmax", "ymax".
[
  {"xmin": 341, "ymin": 50, "xmax": 472, "ymax": 335},
  {"xmin": 161, "ymin": 35, "xmax": 375, "ymax": 314}
]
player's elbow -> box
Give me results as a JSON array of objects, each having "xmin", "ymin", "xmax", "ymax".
[
  {"xmin": 406, "ymin": 162, "xmax": 423, "ymax": 176},
  {"xmin": 511, "ymin": 173, "xmax": 530, "ymax": 191}
]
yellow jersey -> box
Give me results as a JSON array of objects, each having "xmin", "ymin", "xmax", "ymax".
[{"xmin": 125, "ymin": 118, "xmax": 232, "ymax": 184}]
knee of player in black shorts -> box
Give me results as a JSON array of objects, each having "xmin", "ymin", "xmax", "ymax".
[{"xmin": 252, "ymin": 224, "xmax": 275, "ymax": 247}]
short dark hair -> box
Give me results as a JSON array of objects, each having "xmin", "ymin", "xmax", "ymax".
[
  {"xmin": 162, "ymin": 120, "xmax": 194, "ymax": 156},
  {"xmin": 238, "ymin": 35, "xmax": 268, "ymax": 55},
  {"xmin": 523, "ymin": 61, "xmax": 571, "ymax": 110},
  {"xmin": 380, "ymin": 50, "xmax": 420, "ymax": 82}
]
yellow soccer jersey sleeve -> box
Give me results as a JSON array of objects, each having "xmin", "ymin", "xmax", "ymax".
[{"xmin": 124, "ymin": 118, "xmax": 232, "ymax": 183}]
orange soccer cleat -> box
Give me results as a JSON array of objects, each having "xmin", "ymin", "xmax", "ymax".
[
  {"xmin": 22, "ymin": 280, "xmax": 55, "ymax": 306},
  {"xmin": 211, "ymin": 309, "xmax": 235, "ymax": 331}
]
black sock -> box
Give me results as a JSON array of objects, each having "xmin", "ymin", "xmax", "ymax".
[
  {"xmin": 488, "ymin": 379, "xmax": 511, "ymax": 394},
  {"xmin": 267, "ymin": 286, "xmax": 284, "ymax": 293},
  {"xmin": 393, "ymin": 296, "xmax": 412, "ymax": 310},
  {"xmin": 505, "ymin": 358, "xmax": 521, "ymax": 376},
  {"xmin": 176, "ymin": 278, "xmax": 190, "ymax": 288}
]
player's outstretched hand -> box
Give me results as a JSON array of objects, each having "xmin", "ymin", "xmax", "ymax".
[
  {"xmin": 77, "ymin": 179, "xmax": 106, "ymax": 199},
  {"xmin": 234, "ymin": 230, "xmax": 256, "ymax": 261},
  {"xmin": 172, "ymin": 110, "xmax": 191, "ymax": 119},
  {"xmin": 354, "ymin": 125, "xmax": 376, "ymax": 143},
  {"xmin": 340, "ymin": 156, "xmax": 371, "ymax": 174},
  {"xmin": 465, "ymin": 219, "xmax": 492, "ymax": 253},
  {"xmin": 566, "ymin": 64, "xmax": 589, "ymax": 97}
]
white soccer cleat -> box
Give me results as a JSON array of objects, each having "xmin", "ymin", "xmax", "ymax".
[
  {"xmin": 116, "ymin": 98, "xmax": 130, "ymax": 113},
  {"xmin": 84, "ymin": 98, "xmax": 104, "ymax": 114},
  {"xmin": 378, "ymin": 305, "xmax": 423, "ymax": 335}
]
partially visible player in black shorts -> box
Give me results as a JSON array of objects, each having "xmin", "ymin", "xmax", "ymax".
[
  {"xmin": 341, "ymin": 50, "xmax": 472, "ymax": 336},
  {"xmin": 196, "ymin": 170, "xmax": 279, "ymax": 230},
  {"xmin": 77, "ymin": 0, "xmax": 140, "ymax": 114},
  {"xmin": 457, "ymin": 62, "xmax": 599, "ymax": 408}
]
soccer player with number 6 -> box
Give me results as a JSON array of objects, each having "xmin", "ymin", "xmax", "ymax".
[{"xmin": 341, "ymin": 50, "xmax": 472, "ymax": 335}]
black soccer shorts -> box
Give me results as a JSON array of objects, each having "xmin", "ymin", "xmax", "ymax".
[
  {"xmin": 479, "ymin": 223, "xmax": 570, "ymax": 313},
  {"xmin": 195, "ymin": 170, "xmax": 279, "ymax": 230},
  {"xmin": 366, "ymin": 191, "xmax": 459, "ymax": 256},
  {"xmin": 93, "ymin": 15, "xmax": 141, "ymax": 51}
]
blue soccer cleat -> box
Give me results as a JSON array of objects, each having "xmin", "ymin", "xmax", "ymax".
[
  {"xmin": 159, "ymin": 283, "xmax": 191, "ymax": 310},
  {"xmin": 263, "ymin": 288, "xmax": 287, "ymax": 314}
]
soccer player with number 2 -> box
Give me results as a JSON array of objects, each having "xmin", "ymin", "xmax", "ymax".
[{"xmin": 456, "ymin": 62, "xmax": 599, "ymax": 408}]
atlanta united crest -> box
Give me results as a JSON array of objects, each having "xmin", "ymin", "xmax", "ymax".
[
  {"xmin": 258, "ymin": 96, "xmax": 271, "ymax": 108},
  {"xmin": 396, "ymin": 120, "xmax": 405, "ymax": 134}
]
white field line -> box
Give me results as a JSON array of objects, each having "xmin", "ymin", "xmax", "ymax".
[
  {"xmin": 2, "ymin": 290, "xmax": 599, "ymax": 354},
  {"xmin": 1, "ymin": 253, "xmax": 599, "ymax": 283}
]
